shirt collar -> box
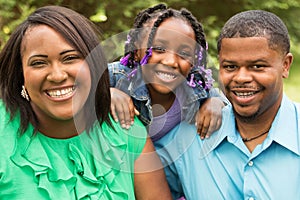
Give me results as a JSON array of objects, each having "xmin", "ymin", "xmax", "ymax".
[
  {"xmin": 199, "ymin": 105, "xmax": 235, "ymax": 158},
  {"xmin": 269, "ymin": 94, "xmax": 300, "ymax": 156},
  {"xmin": 200, "ymin": 94, "xmax": 300, "ymax": 157}
]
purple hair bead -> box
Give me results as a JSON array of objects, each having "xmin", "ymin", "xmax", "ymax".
[{"xmin": 140, "ymin": 47, "xmax": 153, "ymax": 66}]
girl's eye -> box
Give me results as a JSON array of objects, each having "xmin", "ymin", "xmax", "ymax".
[
  {"xmin": 179, "ymin": 51, "xmax": 192, "ymax": 59},
  {"xmin": 152, "ymin": 46, "xmax": 166, "ymax": 53}
]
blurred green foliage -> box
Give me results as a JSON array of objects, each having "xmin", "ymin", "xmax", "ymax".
[{"xmin": 0, "ymin": 0, "xmax": 299, "ymax": 101}]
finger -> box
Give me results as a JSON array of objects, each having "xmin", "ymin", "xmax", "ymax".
[
  {"xmin": 128, "ymin": 100, "xmax": 135, "ymax": 125},
  {"xmin": 199, "ymin": 117, "xmax": 210, "ymax": 139},
  {"xmin": 205, "ymin": 120, "xmax": 216, "ymax": 138},
  {"xmin": 110, "ymin": 104, "xmax": 119, "ymax": 122},
  {"xmin": 134, "ymin": 108, "xmax": 140, "ymax": 116},
  {"xmin": 115, "ymin": 103, "xmax": 127, "ymax": 129}
]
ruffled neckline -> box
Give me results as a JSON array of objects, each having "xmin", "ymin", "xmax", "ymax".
[{"xmin": 10, "ymin": 121, "xmax": 131, "ymax": 199}]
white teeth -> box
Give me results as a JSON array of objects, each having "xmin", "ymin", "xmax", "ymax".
[
  {"xmin": 47, "ymin": 87, "xmax": 75, "ymax": 98},
  {"xmin": 235, "ymin": 92, "xmax": 255, "ymax": 97},
  {"xmin": 156, "ymin": 72, "xmax": 176, "ymax": 80}
]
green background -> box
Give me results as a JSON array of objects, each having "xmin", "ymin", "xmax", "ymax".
[{"xmin": 1, "ymin": 0, "xmax": 299, "ymax": 101}]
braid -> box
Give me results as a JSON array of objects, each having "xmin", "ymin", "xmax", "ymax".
[
  {"xmin": 121, "ymin": 3, "xmax": 167, "ymax": 68},
  {"xmin": 147, "ymin": 10, "xmax": 174, "ymax": 48}
]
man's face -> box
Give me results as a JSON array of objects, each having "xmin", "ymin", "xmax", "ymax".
[{"xmin": 218, "ymin": 37, "xmax": 292, "ymax": 121}]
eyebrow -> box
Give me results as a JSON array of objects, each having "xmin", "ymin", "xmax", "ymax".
[
  {"xmin": 222, "ymin": 58, "xmax": 267, "ymax": 63},
  {"xmin": 60, "ymin": 49, "xmax": 77, "ymax": 55},
  {"xmin": 28, "ymin": 49, "xmax": 77, "ymax": 60}
]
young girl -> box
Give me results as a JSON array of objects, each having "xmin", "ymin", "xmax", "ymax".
[{"xmin": 109, "ymin": 4, "xmax": 227, "ymax": 142}]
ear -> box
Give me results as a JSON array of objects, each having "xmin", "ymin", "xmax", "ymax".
[{"xmin": 282, "ymin": 52, "xmax": 293, "ymax": 79}]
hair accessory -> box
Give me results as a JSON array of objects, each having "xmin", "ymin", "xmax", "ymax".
[
  {"xmin": 140, "ymin": 47, "xmax": 153, "ymax": 66},
  {"xmin": 187, "ymin": 46, "xmax": 214, "ymax": 90},
  {"xmin": 187, "ymin": 74, "xmax": 196, "ymax": 87},
  {"xmin": 21, "ymin": 85, "xmax": 30, "ymax": 101},
  {"xmin": 127, "ymin": 68, "xmax": 138, "ymax": 80},
  {"xmin": 120, "ymin": 54, "xmax": 131, "ymax": 66}
]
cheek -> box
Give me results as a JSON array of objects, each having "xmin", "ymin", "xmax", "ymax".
[
  {"xmin": 180, "ymin": 62, "xmax": 192, "ymax": 77},
  {"xmin": 218, "ymin": 71, "xmax": 231, "ymax": 88}
]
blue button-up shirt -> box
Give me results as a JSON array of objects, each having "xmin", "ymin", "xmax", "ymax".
[{"xmin": 156, "ymin": 94, "xmax": 300, "ymax": 200}]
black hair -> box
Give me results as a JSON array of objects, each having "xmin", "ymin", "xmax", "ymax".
[
  {"xmin": 217, "ymin": 10, "xmax": 290, "ymax": 54},
  {"xmin": 0, "ymin": 5, "xmax": 112, "ymax": 134}
]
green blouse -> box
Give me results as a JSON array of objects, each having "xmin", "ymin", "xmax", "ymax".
[{"xmin": 0, "ymin": 100, "xmax": 147, "ymax": 199}]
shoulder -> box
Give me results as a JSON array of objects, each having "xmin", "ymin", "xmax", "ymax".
[
  {"xmin": 155, "ymin": 122, "xmax": 198, "ymax": 159},
  {"xmin": 108, "ymin": 61, "xmax": 132, "ymax": 74},
  {"xmin": 101, "ymin": 116, "xmax": 148, "ymax": 156}
]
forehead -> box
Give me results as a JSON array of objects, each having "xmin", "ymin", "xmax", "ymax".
[
  {"xmin": 153, "ymin": 17, "xmax": 196, "ymax": 45},
  {"xmin": 21, "ymin": 25, "xmax": 70, "ymax": 54},
  {"xmin": 219, "ymin": 37, "xmax": 280, "ymax": 60}
]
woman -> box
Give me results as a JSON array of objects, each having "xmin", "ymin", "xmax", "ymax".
[{"xmin": 0, "ymin": 5, "xmax": 171, "ymax": 199}]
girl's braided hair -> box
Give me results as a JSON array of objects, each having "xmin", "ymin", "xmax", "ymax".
[{"xmin": 120, "ymin": 3, "xmax": 214, "ymax": 91}]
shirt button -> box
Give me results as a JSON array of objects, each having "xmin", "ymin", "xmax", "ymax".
[
  {"xmin": 249, "ymin": 197, "xmax": 255, "ymax": 200},
  {"xmin": 248, "ymin": 161, "xmax": 253, "ymax": 166}
]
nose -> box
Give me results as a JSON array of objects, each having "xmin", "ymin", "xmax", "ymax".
[
  {"xmin": 161, "ymin": 50, "xmax": 179, "ymax": 68},
  {"xmin": 46, "ymin": 64, "xmax": 68, "ymax": 83},
  {"xmin": 232, "ymin": 67, "xmax": 252, "ymax": 84}
]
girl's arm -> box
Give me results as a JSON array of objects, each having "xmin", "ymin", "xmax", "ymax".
[{"xmin": 196, "ymin": 88, "xmax": 228, "ymax": 139}]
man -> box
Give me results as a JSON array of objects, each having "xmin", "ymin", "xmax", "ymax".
[{"xmin": 155, "ymin": 10, "xmax": 299, "ymax": 199}]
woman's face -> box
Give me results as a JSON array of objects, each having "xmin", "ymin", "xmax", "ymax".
[
  {"xmin": 138, "ymin": 17, "xmax": 196, "ymax": 96},
  {"xmin": 21, "ymin": 25, "xmax": 91, "ymax": 125}
]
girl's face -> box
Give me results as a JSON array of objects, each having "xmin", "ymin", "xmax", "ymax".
[
  {"xmin": 21, "ymin": 25, "xmax": 91, "ymax": 127},
  {"xmin": 138, "ymin": 17, "xmax": 196, "ymax": 96}
]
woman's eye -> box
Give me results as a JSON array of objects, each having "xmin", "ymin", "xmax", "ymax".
[
  {"xmin": 63, "ymin": 55, "xmax": 81, "ymax": 63},
  {"xmin": 30, "ymin": 60, "xmax": 47, "ymax": 67},
  {"xmin": 152, "ymin": 46, "xmax": 166, "ymax": 53}
]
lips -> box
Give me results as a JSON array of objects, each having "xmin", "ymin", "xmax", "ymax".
[{"xmin": 46, "ymin": 86, "xmax": 75, "ymax": 98}]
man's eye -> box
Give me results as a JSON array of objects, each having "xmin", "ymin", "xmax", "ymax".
[
  {"xmin": 252, "ymin": 65, "xmax": 265, "ymax": 70},
  {"xmin": 223, "ymin": 65, "xmax": 237, "ymax": 71}
]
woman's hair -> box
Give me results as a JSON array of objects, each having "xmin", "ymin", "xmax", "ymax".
[
  {"xmin": 120, "ymin": 3, "xmax": 213, "ymax": 91},
  {"xmin": 0, "ymin": 5, "xmax": 112, "ymax": 134},
  {"xmin": 217, "ymin": 10, "xmax": 290, "ymax": 55}
]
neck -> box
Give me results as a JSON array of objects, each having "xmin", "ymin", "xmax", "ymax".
[
  {"xmin": 148, "ymin": 86, "xmax": 176, "ymax": 117},
  {"xmin": 236, "ymin": 107, "xmax": 278, "ymax": 152},
  {"xmin": 35, "ymin": 113, "xmax": 86, "ymax": 139}
]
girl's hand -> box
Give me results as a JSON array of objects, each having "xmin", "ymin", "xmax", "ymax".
[
  {"xmin": 195, "ymin": 97, "xmax": 224, "ymax": 139},
  {"xmin": 110, "ymin": 88, "xmax": 140, "ymax": 129}
]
